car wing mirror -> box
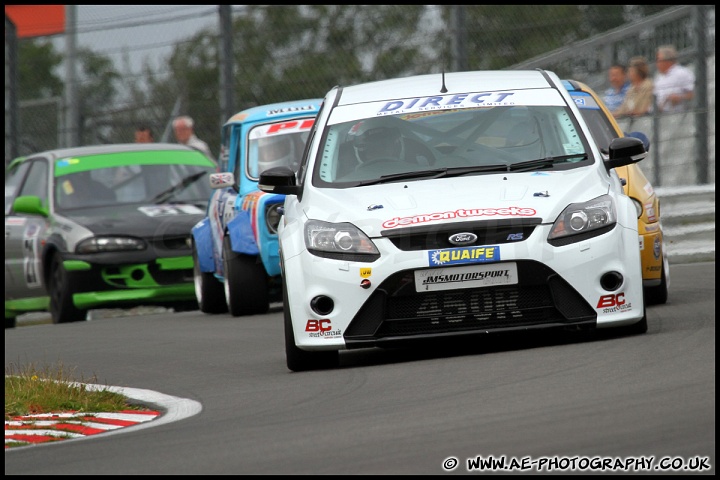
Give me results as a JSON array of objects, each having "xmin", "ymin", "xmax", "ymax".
[
  {"xmin": 13, "ymin": 195, "xmax": 49, "ymax": 217},
  {"xmin": 258, "ymin": 166, "xmax": 299, "ymax": 196},
  {"xmin": 604, "ymin": 137, "xmax": 647, "ymax": 170}
]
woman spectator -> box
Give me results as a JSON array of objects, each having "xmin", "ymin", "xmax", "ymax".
[{"xmin": 613, "ymin": 57, "xmax": 654, "ymax": 118}]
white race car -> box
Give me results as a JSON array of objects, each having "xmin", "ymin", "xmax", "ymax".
[{"xmin": 259, "ymin": 69, "xmax": 648, "ymax": 371}]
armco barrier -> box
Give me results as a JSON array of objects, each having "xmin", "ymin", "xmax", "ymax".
[{"xmin": 655, "ymin": 184, "xmax": 715, "ymax": 264}]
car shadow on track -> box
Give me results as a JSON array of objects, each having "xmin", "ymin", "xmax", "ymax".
[{"xmin": 335, "ymin": 325, "xmax": 644, "ymax": 370}]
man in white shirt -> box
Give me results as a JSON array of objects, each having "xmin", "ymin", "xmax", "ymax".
[
  {"xmin": 653, "ymin": 45, "xmax": 695, "ymax": 113},
  {"xmin": 172, "ymin": 115, "xmax": 217, "ymax": 165}
]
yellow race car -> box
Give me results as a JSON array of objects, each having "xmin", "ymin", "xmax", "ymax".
[{"xmin": 564, "ymin": 79, "xmax": 669, "ymax": 305}]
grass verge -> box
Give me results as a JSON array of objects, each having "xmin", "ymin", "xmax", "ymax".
[{"xmin": 5, "ymin": 361, "xmax": 143, "ymax": 420}]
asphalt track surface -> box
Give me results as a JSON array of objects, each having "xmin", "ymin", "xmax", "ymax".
[{"xmin": 4, "ymin": 262, "xmax": 715, "ymax": 475}]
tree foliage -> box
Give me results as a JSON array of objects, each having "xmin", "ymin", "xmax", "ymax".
[
  {"xmin": 13, "ymin": 5, "xmax": 687, "ymax": 152},
  {"xmin": 17, "ymin": 39, "xmax": 63, "ymax": 100}
]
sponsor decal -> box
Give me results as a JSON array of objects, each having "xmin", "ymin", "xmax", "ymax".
[
  {"xmin": 267, "ymin": 105, "xmax": 317, "ymax": 116},
  {"xmin": 377, "ymin": 92, "xmax": 516, "ymax": 116},
  {"xmin": 646, "ymin": 265, "xmax": 661, "ymax": 272},
  {"xmin": 241, "ymin": 190, "xmax": 264, "ymax": 210},
  {"xmin": 382, "ymin": 206, "xmax": 536, "ymax": 229},
  {"xmin": 305, "ymin": 319, "xmax": 342, "ymax": 339},
  {"xmin": 639, "ymin": 235, "xmax": 644, "ymax": 250},
  {"xmin": 597, "ymin": 292, "xmax": 633, "ymax": 313},
  {"xmin": 56, "ymin": 157, "xmax": 81, "ymax": 168},
  {"xmin": 643, "ymin": 202, "xmax": 656, "ymax": 222},
  {"xmin": 240, "ymin": 191, "xmax": 266, "ymax": 240},
  {"xmin": 61, "ymin": 179, "xmax": 75, "ymax": 195},
  {"xmin": 367, "ymin": 204, "xmax": 383, "ymax": 211},
  {"xmin": 429, "ymin": 246, "xmax": 499, "ymax": 266},
  {"xmin": 398, "ymin": 110, "xmax": 460, "ymax": 121},
  {"xmin": 6, "ymin": 217, "xmax": 26, "ymax": 226},
  {"xmin": 653, "ymin": 236, "xmax": 661, "ymax": 259},
  {"xmin": 249, "ymin": 119, "xmax": 315, "ymax": 139},
  {"xmin": 138, "ymin": 204, "xmax": 203, "ymax": 216},
  {"xmin": 507, "ymin": 233, "xmax": 523, "ymax": 241},
  {"xmin": 644, "ymin": 223, "xmax": 660, "ymax": 232},
  {"xmin": 643, "ymin": 182, "xmax": 654, "ymax": 196},
  {"xmin": 416, "ymin": 262, "xmax": 517, "ymax": 292},
  {"xmin": 360, "ymin": 268, "xmax": 372, "ymax": 278}
]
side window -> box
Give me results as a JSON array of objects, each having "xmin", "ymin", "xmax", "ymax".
[
  {"xmin": 5, "ymin": 161, "xmax": 31, "ymax": 215},
  {"xmin": 219, "ymin": 124, "xmax": 231, "ymax": 173},
  {"xmin": 18, "ymin": 160, "xmax": 49, "ymax": 206}
]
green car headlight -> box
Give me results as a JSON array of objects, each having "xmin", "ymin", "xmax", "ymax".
[{"xmin": 76, "ymin": 236, "xmax": 147, "ymax": 253}]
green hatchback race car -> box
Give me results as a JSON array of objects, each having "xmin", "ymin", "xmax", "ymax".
[{"xmin": 5, "ymin": 143, "xmax": 216, "ymax": 327}]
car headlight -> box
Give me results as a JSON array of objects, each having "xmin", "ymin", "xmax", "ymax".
[
  {"xmin": 265, "ymin": 203, "xmax": 283, "ymax": 234},
  {"xmin": 76, "ymin": 236, "xmax": 147, "ymax": 253},
  {"xmin": 305, "ymin": 220, "xmax": 380, "ymax": 261},
  {"xmin": 548, "ymin": 194, "xmax": 616, "ymax": 245}
]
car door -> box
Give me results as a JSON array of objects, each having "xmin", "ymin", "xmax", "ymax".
[{"xmin": 4, "ymin": 158, "xmax": 51, "ymax": 300}]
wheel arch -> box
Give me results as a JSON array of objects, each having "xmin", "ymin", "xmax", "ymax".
[
  {"xmin": 192, "ymin": 218, "xmax": 217, "ymax": 273},
  {"xmin": 226, "ymin": 210, "xmax": 260, "ymax": 256}
]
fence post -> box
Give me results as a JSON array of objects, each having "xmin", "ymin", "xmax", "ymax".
[{"xmin": 693, "ymin": 5, "xmax": 709, "ymax": 184}]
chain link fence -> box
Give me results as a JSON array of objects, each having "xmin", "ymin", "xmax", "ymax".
[{"xmin": 5, "ymin": 5, "xmax": 715, "ymax": 186}]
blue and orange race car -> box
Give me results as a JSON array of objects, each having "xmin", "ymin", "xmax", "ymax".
[{"xmin": 191, "ymin": 99, "xmax": 322, "ymax": 316}]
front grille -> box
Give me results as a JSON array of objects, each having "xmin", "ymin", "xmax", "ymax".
[
  {"xmin": 102, "ymin": 262, "xmax": 193, "ymax": 287},
  {"xmin": 343, "ymin": 260, "xmax": 595, "ymax": 348},
  {"xmin": 381, "ymin": 218, "xmax": 542, "ymax": 251}
]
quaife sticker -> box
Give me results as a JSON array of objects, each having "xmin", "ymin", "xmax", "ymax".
[{"xmin": 428, "ymin": 246, "xmax": 500, "ymax": 266}]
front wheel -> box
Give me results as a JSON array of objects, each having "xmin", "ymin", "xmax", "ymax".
[
  {"xmin": 644, "ymin": 256, "xmax": 669, "ymax": 305},
  {"xmin": 48, "ymin": 254, "xmax": 87, "ymax": 324},
  {"xmin": 283, "ymin": 274, "xmax": 339, "ymax": 372},
  {"xmin": 222, "ymin": 236, "xmax": 269, "ymax": 316},
  {"xmin": 193, "ymin": 241, "xmax": 228, "ymax": 314},
  {"xmin": 617, "ymin": 308, "xmax": 648, "ymax": 336}
]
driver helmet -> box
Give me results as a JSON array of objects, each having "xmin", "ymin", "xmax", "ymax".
[
  {"xmin": 257, "ymin": 134, "xmax": 296, "ymax": 172},
  {"xmin": 350, "ymin": 121, "xmax": 404, "ymax": 164}
]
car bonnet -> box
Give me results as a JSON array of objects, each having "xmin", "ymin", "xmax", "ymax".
[{"xmin": 301, "ymin": 168, "xmax": 609, "ymax": 238}]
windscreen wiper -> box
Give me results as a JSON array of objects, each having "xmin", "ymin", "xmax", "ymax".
[
  {"xmin": 356, "ymin": 164, "xmax": 510, "ymax": 186},
  {"xmin": 150, "ymin": 171, "xmax": 207, "ymax": 204},
  {"xmin": 508, "ymin": 154, "xmax": 588, "ymax": 172}
]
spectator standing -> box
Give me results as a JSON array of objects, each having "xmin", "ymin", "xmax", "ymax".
[
  {"xmin": 613, "ymin": 56, "xmax": 654, "ymax": 118},
  {"xmin": 653, "ymin": 45, "xmax": 695, "ymax": 113},
  {"xmin": 602, "ymin": 64, "xmax": 630, "ymax": 114},
  {"xmin": 172, "ymin": 115, "xmax": 216, "ymax": 164},
  {"xmin": 134, "ymin": 125, "xmax": 154, "ymax": 143}
]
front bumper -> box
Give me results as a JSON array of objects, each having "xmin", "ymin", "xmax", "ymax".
[
  {"xmin": 283, "ymin": 223, "xmax": 645, "ymax": 351},
  {"xmin": 63, "ymin": 254, "xmax": 196, "ymax": 309}
]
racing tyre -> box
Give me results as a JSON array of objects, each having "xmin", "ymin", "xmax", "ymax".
[
  {"xmin": 192, "ymin": 242, "xmax": 228, "ymax": 314},
  {"xmin": 618, "ymin": 308, "xmax": 648, "ymax": 336},
  {"xmin": 644, "ymin": 257, "xmax": 669, "ymax": 306},
  {"xmin": 48, "ymin": 254, "xmax": 88, "ymax": 324},
  {"xmin": 283, "ymin": 274, "xmax": 339, "ymax": 372},
  {"xmin": 223, "ymin": 236, "xmax": 269, "ymax": 316}
]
